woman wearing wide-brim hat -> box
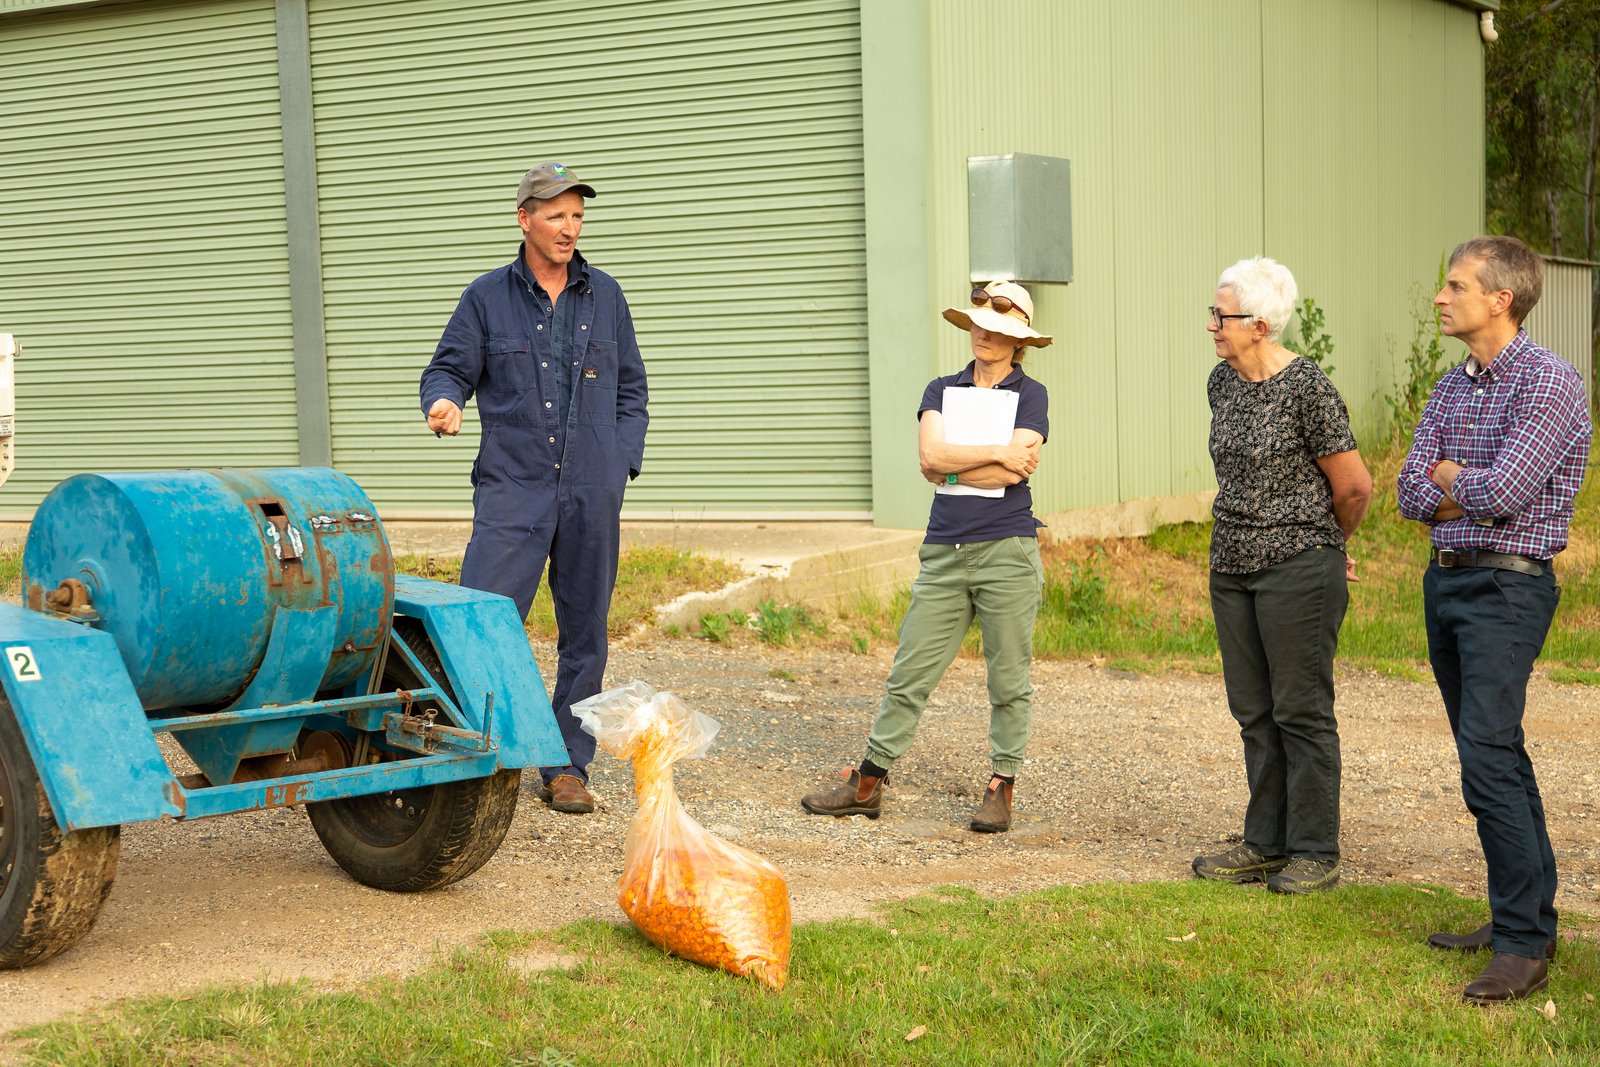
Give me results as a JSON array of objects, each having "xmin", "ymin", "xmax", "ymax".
[{"xmin": 802, "ymin": 280, "xmax": 1052, "ymax": 833}]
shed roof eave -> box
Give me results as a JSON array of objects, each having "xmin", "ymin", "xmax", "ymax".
[{"xmin": 0, "ymin": 0, "xmax": 132, "ymax": 19}]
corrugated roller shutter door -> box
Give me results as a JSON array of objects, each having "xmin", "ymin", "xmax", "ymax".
[
  {"xmin": 309, "ymin": 0, "xmax": 869, "ymax": 518},
  {"xmin": 0, "ymin": 0, "xmax": 297, "ymax": 516}
]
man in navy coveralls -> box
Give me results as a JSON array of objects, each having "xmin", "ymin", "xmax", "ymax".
[{"xmin": 421, "ymin": 162, "xmax": 648, "ymax": 815}]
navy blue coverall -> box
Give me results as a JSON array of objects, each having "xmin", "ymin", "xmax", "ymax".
[{"xmin": 420, "ymin": 244, "xmax": 648, "ymax": 784}]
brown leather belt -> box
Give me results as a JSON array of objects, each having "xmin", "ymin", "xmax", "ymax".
[{"xmin": 1431, "ymin": 548, "xmax": 1547, "ymax": 578}]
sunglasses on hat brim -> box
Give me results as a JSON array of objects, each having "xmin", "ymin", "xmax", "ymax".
[{"xmin": 971, "ymin": 287, "xmax": 1029, "ymax": 323}]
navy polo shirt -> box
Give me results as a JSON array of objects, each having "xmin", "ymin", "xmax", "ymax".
[{"xmin": 920, "ymin": 361, "xmax": 1049, "ymax": 545}]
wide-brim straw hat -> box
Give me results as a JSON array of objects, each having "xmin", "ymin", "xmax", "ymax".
[{"xmin": 941, "ymin": 280, "xmax": 1053, "ymax": 348}]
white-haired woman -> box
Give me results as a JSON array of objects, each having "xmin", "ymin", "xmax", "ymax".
[
  {"xmin": 1192, "ymin": 257, "xmax": 1372, "ymax": 894},
  {"xmin": 801, "ymin": 280, "xmax": 1051, "ymax": 833}
]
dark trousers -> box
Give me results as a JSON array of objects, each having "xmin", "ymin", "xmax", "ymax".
[
  {"xmin": 460, "ymin": 489, "xmax": 621, "ymax": 785},
  {"xmin": 1424, "ymin": 561, "xmax": 1561, "ymax": 958},
  {"xmin": 1210, "ymin": 546, "xmax": 1348, "ymax": 863}
]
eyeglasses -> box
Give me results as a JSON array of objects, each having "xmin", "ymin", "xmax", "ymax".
[
  {"xmin": 1208, "ymin": 306, "xmax": 1254, "ymax": 327},
  {"xmin": 972, "ymin": 287, "xmax": 1030, "ymax": 323}
]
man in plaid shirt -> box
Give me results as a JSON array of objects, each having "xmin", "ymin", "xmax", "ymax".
[{"xmin": 1398, "ymin": 235, "xmax": 1593, "ymax": 1005}]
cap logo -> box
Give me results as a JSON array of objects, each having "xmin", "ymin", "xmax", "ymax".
[{"xmin": 551, "ymin": 164, "xmax": 567, "ymax": 175}]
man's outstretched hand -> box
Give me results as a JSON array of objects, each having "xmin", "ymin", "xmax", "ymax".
[{"xmin": 427, "ymin": 398, "xmax": 462, "ymax": 436}]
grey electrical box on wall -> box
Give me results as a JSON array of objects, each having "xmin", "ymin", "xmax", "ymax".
[{"xmin": 967, "ymin": 153, "xmax": 1073, "ymax": 284}]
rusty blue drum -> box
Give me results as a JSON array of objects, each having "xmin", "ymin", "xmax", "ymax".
[{"xmin": 21, "ymin": 467, "xmax": 393, "ymax": 711}]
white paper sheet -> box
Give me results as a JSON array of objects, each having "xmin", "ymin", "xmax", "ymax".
[{"xmin": 935, "ymin": 387, "xmax": 1019, "ymax": 498}]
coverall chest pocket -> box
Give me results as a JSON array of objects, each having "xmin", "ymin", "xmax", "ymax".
[
  {"xmin": 576, "ymin": 338, "xmax": 618, "ymax": 423},
  {"xmin": 482, "ymin": 336, "xmax": 534, "ymax": 411}
]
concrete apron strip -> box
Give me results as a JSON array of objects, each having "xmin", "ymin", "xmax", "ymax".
[
  {"xmin": 374, "ymin": 520, "xmax": 927, "ymax": 630},
  {"xmin": 638, "ymin": 491, "xmax": 1214, "ymax": 628}
]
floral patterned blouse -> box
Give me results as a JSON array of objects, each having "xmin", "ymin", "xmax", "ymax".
[{"xmin": 1208, "ymin": 356, "xmax": 1357, "ymax": 574}]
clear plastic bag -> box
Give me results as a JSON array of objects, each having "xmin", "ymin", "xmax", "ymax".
[{"xmin": 573, "ymin": 681, "xmax": 791, "ymax": 990}]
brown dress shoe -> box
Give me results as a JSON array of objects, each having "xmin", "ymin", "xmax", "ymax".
[
  {"xmin": 1462, "ymin": 952, "xmax": 1549, "ymax": 1004},
  {"xmin": 1427, "ymin": 922, "xmax": 1557, "ymax": 960},
  {"xmin": 544, "ymin": 774, "xmax": 595, "ymax": 814},
  {"xmin": 970, "ymin": 779, "xmax": 1012, "ymax": 833},
  {"xmin": 801, "ymin": 769, "xmax": 883, "ymax": 818}
]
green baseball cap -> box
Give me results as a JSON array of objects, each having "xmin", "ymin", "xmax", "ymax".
[{"xmin": 516, "ymin": 162, "xmax": 597, "ymax": 207}]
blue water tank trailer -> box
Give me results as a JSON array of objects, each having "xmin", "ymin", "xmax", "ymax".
[{"xmin": 0, "ymin": 468, "xmax": 567, "ymax": 968}]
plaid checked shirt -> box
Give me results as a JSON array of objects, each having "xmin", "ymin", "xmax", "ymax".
[{"xmin": 1397, "ymin": 330, "xmax": 1592, "ymax": 559}]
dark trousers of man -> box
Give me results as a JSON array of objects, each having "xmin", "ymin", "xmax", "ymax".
[
  {"xmin": 1424, "ymin": 561, "xmax": 1561, "ymax": 959},
  {"xmin": 459, "ymin": 488, "xmax": 621, "ymax": 785},
  {"xmin": 1210, "ymin": 546, "xmax": 1348, "ymax": 863}
]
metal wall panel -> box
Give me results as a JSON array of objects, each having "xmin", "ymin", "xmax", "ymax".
[
  {"xmin": 0, "ymin": 0, "xmax": 297, "ymax": 517},
  {"xmin": 1523, "ymin": 260, "xmax": 1597, "ymax": 406},
  {"xmin": 923, "ymin": 0, "xmax": 1264, "ymax": 513},
  {"xmin": 914, "ymin": 0, "xmax": 1485, "ymax": 523},
  {"xmin": 1263, "ymin": 0, "xmax": 1486, "ymax": 449},
  {"xmin": 307, "ymin": 0, "xmax": 869, "ymax": 518},
  {"xmin": 1106, "ymin": 0, "xmax": 1264, "ymax": 504},
  {"xmin": 925, "ymin": 0, "xmax": 1131, "ymax": 513}
]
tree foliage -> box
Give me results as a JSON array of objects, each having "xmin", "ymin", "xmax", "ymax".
[
  {"xmin": 1487, "ymin": 0, "xmax": 1600, "ymax": 258},
  {"xmin": 1486, "ymin": 0, "xmax": 1600, "ymax": 367}
]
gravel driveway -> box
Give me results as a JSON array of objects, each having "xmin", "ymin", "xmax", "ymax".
[{"xmin": 3, "ymin": 637, "xmax": 1596, "ymax": 1030}]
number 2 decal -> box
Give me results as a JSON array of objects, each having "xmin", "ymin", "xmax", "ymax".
[{"xmin": 7, "ymin": 646, "xmax": 42, "ymax": 682}]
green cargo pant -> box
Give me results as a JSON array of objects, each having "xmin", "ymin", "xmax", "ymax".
[{"xmin": 863, "ymin": 537, "xmax": 1044, "ymax": 777}]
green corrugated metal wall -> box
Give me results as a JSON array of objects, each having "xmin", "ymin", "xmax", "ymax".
[
  {"xmin": 0, "ymin": 0, "xmax": 1488, "ymax": 525},
  {"xmin": 0, "ymin": 0, "xmax": 297, "ymax": 516},
  {"xmin": 910, "ymin": 0, "xmax": 1485, "ymax": 524},
  {"xmin": 1263, "ymin": 0, "xmax": 1486, "ymax": 448},
  {"xmin": 307, "ymin": 0, "xmax": 871, "ymax": 519}
]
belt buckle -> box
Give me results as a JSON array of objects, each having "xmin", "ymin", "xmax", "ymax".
[{"xmin": 1437, "ymin": 549, "xmax": 1463, "ymax": 567}]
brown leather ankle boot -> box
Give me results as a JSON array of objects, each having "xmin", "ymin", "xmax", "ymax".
[
  {"xmin": 970, "ymin": 778, "xmax": 1013, "ymax": 833},
  {"xmin": 801, "ymin": 769, "xmax": 884, "ymax": 818}
]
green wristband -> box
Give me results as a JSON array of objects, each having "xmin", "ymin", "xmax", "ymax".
[{"xmin": 945, "ymin": 473, "xmax": 959, "ymax": 485}]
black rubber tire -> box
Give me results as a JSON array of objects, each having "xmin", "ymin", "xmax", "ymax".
[
  {"xmin": 0, "ymin": 694, "xmax": 120, "ymax": 969},
  {"xmin": 306, "ymin": 619, "xmax": 521, "ymax": 892}
]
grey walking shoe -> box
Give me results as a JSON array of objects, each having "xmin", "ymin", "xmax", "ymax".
[
  {"xmin": 970, "ymin": 778, "xmax": 1013, "ymax": 833},
  {"xmin": 1266, "ymin": 857, "xmax": 1340, "ymax": 894},
  {"xmin": 1191, "ymin": 843, "xmax": 1288, "ymax": 883},
  {"xmin": 801, "ymin": 769, "xmax": 884, "ymax": 818}
]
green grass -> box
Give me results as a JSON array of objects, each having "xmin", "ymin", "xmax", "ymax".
[
  {"xmin": 12, "ymin": 882, "xmax": 1600, "ymax": 1065},
  {"xmin": 0, "ymin": 546, "xmax": 20, "ymax": 600},
  {"xmin": 4, "ymin": 439, "xmax": 1596, "ymax": 679},
  {"xmin": 393, "ymin": 545, "xmax": 743, "ymax": 639},
  {"xmin": 1028, "ymin": 440, "xmax": 1600, "ymax": 675},
  {"xmin": 651, "ymin": 441, "xmax": 1599, "ymax": 677}
]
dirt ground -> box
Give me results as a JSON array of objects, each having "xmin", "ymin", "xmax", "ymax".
[{"xmin": 3, "ymin": 636, "xmax": 1598, "ymax": 1032}]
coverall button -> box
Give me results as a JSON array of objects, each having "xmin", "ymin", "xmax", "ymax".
[
  {"xmin": 536, "ymin": 324, "xmax": 544, "ymax": 330},
  {"xmin": 545, "ymin": 401, "xmax": 552, "ymax": 408},
  {"xmin": 554, "ymin": 463, "xmax": 560, "ymax": 469},
  {"xmin": 580, "ymin": 324, "xmax": 588, "ymax": 330},
  {"xmin": 548, "ymin": 436, "xmax": 555, "ymax": 443},
  {"xmin": 541, "ymin": 361, "xmax": 548, "ymax": 367}
]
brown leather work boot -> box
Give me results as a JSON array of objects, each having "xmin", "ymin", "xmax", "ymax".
[
  {"xmin": 801, "ymin": 769, "xmax": 884, "ymax": 818},
  {"xmin": 1462, "ymin": 951, "xmax": 1549, "ymax": 1004},
  {"xmin": 970, "ymin": 778, "xmax": 1013, "ymax": 833},
  {"xmin": 1427, "ymin": 922, "xmax": 1557, "ymax": 960},
  {"xmin": 543, "ymin": 773, "xmax": 595, "ymax": 814}
]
